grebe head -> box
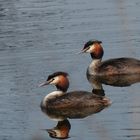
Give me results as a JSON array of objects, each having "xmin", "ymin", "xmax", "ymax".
[
  {"xmin": 39, "ymin": 72, "xmax": 69, "ymax": 92},
  {"xmin": 81, "ymin": 40, "xmax": 104, "ymax": 59}
]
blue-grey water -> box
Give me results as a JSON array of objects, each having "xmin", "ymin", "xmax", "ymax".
[{"xmin": 0, "ymin": 0, "xmax": 140, "ymax": 140}]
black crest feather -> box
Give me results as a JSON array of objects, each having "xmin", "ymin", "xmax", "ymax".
[
  {"xmin": 47, "ymin": 72, "xmax": 68, "ymax": 81},
  {"xmin": 84, "ymin": 40, "xmax": 102, "ymax": 49}
]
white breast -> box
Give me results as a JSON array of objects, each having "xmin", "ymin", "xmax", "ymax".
[{"xmin": 42, "ymin": 91, "xmax": 65, "ymax": 107}]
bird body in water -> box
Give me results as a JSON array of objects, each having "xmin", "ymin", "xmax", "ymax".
[
  {"xmin": 39, "ymin": 72, "xmax": 110, "ymax": 110},
  {"xmin": 81, "ymin": 40, "xmax": 140, "ymax": 76}
]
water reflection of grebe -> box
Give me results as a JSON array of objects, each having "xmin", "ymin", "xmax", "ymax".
[
  {"xmin": 87, "ymin": 74, "xmax": 140, "ymax": 87},
  {"xmin": 39, "ymin": 72, "xmax": 111, "ymax": 110},
  {"xmin": 80, "ymin": 40, "xmax": 140, "ymax": 76},
  {"xmin": 46, "ymin": 119, "xmax": 71, "ymax": 139}
]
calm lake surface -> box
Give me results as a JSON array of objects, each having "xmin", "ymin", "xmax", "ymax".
[{"xmin": 0, "ymin": 0, "xmax": 140, "ymax": 140}]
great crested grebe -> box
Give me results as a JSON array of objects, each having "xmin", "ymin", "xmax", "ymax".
[
  {"xmin": 81, "ymin": 40, "xmax": 140, "ymax": 76},
  {"xmin": 39, "ymin": 72, "xmax": 110, "ymax": 109}
]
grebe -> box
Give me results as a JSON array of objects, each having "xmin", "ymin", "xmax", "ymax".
[
  {"xmin": 81, "ymin": 40, "xmax": 140, "ymax": 76},
  {"xmin": 39, "ymin": 72, "xmax": 110, "ymax": 109}
]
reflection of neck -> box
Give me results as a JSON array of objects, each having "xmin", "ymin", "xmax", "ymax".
[
  {"xmin": 92, "ymin": 89, "xmax": 105, "ymax": 96},
  {"xmin": 91, "ymin": 75, "xmax": 105, "ymax": 96},
  {"xmin": 92, "ymin": 79, "xmax": 103, "ymax": 90},
  {"xmin": 47, "ymin": 119, "xmax": 71, "ymax": 139}
]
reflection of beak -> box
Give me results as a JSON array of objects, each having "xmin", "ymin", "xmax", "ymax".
[
  {"xmin": 46, "ymin": 129, "xmax": 57, "ymax": 138},
  {"xmin": 38, "ymin": 79, "xmax": 53, "ymax": 87}
]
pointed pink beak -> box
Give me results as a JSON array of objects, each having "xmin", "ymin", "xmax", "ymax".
[
  {"xmin": 78, "ymin": 47, "xmax": 90, "ymax": 54},
  {"xmin": 38, "ymin": 81, "xmax": 50, "ymax": 87}
]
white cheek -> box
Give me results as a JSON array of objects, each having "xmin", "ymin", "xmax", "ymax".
[
  {"xmin": 54, "ymin": 130, "xmax": 62, "ymax": 137},
  {"xmin": 50, "ymin": 77, "xmax": 59, "ymax": 84},
  {"xmin": 86, "ymin": 45, "xmax": 95, "ymax": 53}
]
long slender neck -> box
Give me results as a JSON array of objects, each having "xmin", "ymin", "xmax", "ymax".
[
  {"xmin": 56, "ymin": 76, "xmax": 69, "ymax": 92},
  {"xmin": 90, "ymin": 43, "xmax": 104, "ymax": 59},
  {"xmin": 89, "ymin": 59, "xmax": 101, "ymax": 70},
  {"xmin": 56, "ymin": 85, "xmax": 68, "ymax": 92},
  {"xmin": 88, "ymin": 44, "xmax": 103, "ymax": 75},
  {"xmin": 87, "ymin": 59, "xmax": 101, "ymax": 75},
  {"xmin": 90, "ymin": 59, "xmax": 101, "ymax": 67}
]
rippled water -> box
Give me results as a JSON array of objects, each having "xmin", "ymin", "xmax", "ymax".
[{"xmin": 0, "ymin": 0, "xmax": 140, "ymax": 140}]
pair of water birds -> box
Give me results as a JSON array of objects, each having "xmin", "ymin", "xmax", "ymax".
[{"xmin": 39, "ymin": 40, "xmax": 140, "ymax": 109}]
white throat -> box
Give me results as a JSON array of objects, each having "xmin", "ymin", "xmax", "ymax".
[
  {"xmin": 41, "ymin": 91, "xmax": 65, "ymax": 107},
  {"xmin": 88, "ymin": 59, "xmax": 101, "ymax": 75}
]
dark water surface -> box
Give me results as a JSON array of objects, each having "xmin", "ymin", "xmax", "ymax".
[{"xmin": 0, "ymin": 0, "xmax": 140, "ymax": 140}]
